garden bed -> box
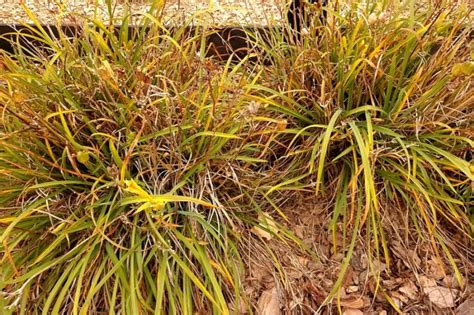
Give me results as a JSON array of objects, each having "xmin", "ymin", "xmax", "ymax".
[{"xmin": 0, "ymin": 1, "xmax": 472, "ymax": 314}]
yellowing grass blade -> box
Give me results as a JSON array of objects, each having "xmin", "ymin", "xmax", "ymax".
[{"xmin": 123, "ymin": 179, "xmax": 214, "ymax": 213}]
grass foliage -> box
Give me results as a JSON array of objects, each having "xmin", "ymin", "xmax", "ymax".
[{"xmin": 0, "ymin": 0, "xmax": 472, "ymax": 313}]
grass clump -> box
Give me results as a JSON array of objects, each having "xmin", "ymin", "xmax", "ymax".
[
  {"xmin": 0, "ymin": 3, "xmax": 285, "ymax": 313},
  {"xmin": 256, "ymin": 0, "xmax": 473, "ymax": 304},
  {"xmin": 0, "ymin": 0, "xmax": 473, "ymax": 313}
]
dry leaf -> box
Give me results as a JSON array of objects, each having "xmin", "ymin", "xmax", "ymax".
[
  {"xmin": 287, "ymin": 268, "xmax": 304, "ymax": 280},
  {"xmin": 251, "ymin": 212, "xmax": 278, "ymax": 240},
  {"xmin": 343, "ymin": 309, "xmax": 364, "ymax": 315},
  {"xmin": 250, "ymin": 263, "xmax": 271, "ymax": 283},
  {"xmin": 423, "ymin": 286, "xmax": 458, "ymax": 309},
  {"xmin": 419, "ymin": 275, "xmax": 437, "ymax": 288},
  {"xmin": 427, "ymin": 258, "xmax": 446, "ymax": 280},
  {"xmin": 368, "ymin": 261, "xmax": 387, "ymax": 276},
  {"xmin": 443, "ymin": 274, "xmax": 464, "ymax": 289},
  {"xmin": 456, "ymin": 298, "xmax": 474, "ymax": 315},
  {"xmin": 391, "ymin": 291, "xmax": 408, "ymax": 304},
  {"xmin": 342, "ymin": 266, "xmax": 355, "ymax": 288},
  {"xmin": 297, "ymin": 256, "xmax": 309, "ymax": 267},
  {"xmin": 409, "ymin": 250, "xmax": 422, "ymax": 267},
  {"xmin": 339, "ymin": 296, "xmax": 365, "ymax": 309},
  {"xmin": 360, "ymin": 253, "xmax": 368, "ymax": 269},
  {"xmin": 257, "ymin": 287, "xmax": 281, "ymax": 315},
  {"xmin": 399, "ymin": 281, "xmax": 419, "ymax": 300},
  {"xmin": 346, "ymin": 285, "xmax": 359, "ymax": 294},
  {"xmin": 392, "ymin": 296, "xmax": 404, "ymax": 309},
  {"xmin": 304, "ymin": 281, "xmax": 327, "ymax": 304},
  {"xmin": 338, "ymin": 288, "xmax": 347, "ymax": 299}
]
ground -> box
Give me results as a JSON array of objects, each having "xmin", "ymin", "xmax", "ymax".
[{"xmin": 243, "ymin": 194, "xmax": 473, "ymax": 314}]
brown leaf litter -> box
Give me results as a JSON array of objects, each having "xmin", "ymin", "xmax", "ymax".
[{"xmin": 240, "ymin": 192, "xmax": 473, "ymax": 314}]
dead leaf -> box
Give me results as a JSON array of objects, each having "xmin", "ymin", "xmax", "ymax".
[
  {"xmin": 392, "ymin": 296, "xmax": 404, "ymax": 309},
  {"xmin": 382, "ymin": 279, "xmax": 400, "ymax": 290},
  {"xmin": 250, "ymin": 264, "xmax": 272, "ymax": 285},
  {"xmin": 293, "ymin": 225, "xmax": 305, "ymax": 238},
  {"xmin": 443, "ymin": 274, "xmax": 464, "ymax": 289},
  {"xmin": 251, "ymin": 212, "xmax": 278, "ymax": 240},
  {"xmin": 360, "ymin": 253, "xmax": 368, "ymax": 269},
  {"xmin": 419, "ymin": 275, "xmax": 437, "ymax": 288},
  {"xmin": 338, "ymin": 288, "xmax": 347, "ymax": 299},
  {"xmin": 456, "ymin": 297, "xmax": 474, "ymax": 315},
  {"xmin": 346, "ymin": 285, "xmax": 359, "ymax": 294},
  {"xmin": 399, "ymin": 281, "xmax": 419, "ymax": 300},
  {"xmin": 287, "ymin": 268, "xmax": 304, "ymax": 280},
  {"xmin": 342, "ymin": 266, "xmax": 355, "ymax": 288},
  {"xmin": 390, "ymin": 291, "xmax": 408, "ymax": 304},
  {"xmin": 257, "ymin": 287, "xmax": 281, "ymax": 315},
  {"xmin": 343, "ymin": 309, "xmax": 364, "ymax": 315},
  {"xmin": 427, "ymin": 257, "xmax": 447, "ymax": 280},
  {"xmin": 423, "ymin": 286, "xmax": 458, "ymax": 309},
  {"xmin": 339, "ymin": 296, "xmax": 366, "ymax": 309},
  {"xmin": 368, "ymin": 261, "xmax": 387, "ymax": 276},
  {"xmin": 409, "ymin": 250, "xmax": 422, "ymax": 267},
  {"xmin": 297, "ymin": 256, "xmax": 309, "ymax": 267},
  {"xmin": 304, "ymin": 281, "xmax": 327, "ymax": 305}
]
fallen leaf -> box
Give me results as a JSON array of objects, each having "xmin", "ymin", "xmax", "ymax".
[
  {"xmin": 367, "ymin": 260, "xmax": 387, "ymax": 277},
  {"xmin": 382, "ymin": 279, "xmax": 399, "ymax": 290},
  {"xmin": 304, "ymin": 281, "xmax": 327, "ymax": 305},
  {"xmin": 287, "ymin": 268, "xmax": 304, "ymax": 280},
  {"xmin": 443, "ymin": 274, "xmax": 464, "ymax": 289},
  {"xmin": 251, "ymin": 212, "xmax": 278, "ymax": 240},
  {"xmin": 423, "ymin": 286, "xmax": 458, "ymax": 309},
  {"xmin": 343, "ymin": 309, "xmax": 364, "ymax": 315},
  {"xmin": 391, "ymin": 296, "xmax": 404, "ymax": 309},
  {"xmin": 360, "ymin": 254, "xmax": 368, "ymax": 269},
  {"xmin": 346, "ymin": 285, "xmax": 359, "ymax": 294},
  {"xmin": 339, "ymin": 296, "xmax": 365, "ymax": 309},
  {"xmin": 391, "ymin": 291, "xmax": 408, "ymax": 304},
  {"xmin": 342, "ymin": 266, "xmax": 355, "ymax": 288},
  {"xmin": 338, "ymin": 288, "xmax": 347, "ymax": 299},
  {"xmin": 257, "ymin": 287, "xmax": 281, "ymax": 315},
  {"xmin": 399, "ymin": 281, "xmax": 419, "ymax": 300},
  {"xmin": 250, "ymin": 263, "xmax": 271, "ymax": 283},
  {"xmin": 409, "ymin": 250, "xmax": 422, "ymax": 267},
  {"xmin": 419, "ymin": 275, "xmax": 437, "ymax": 288},
  {"xmin": 456, "ymin": 297, "xmax": 474, "ymax": 315},
  {"xmin": 427, "ymin": 257, "xmax": 446, "ymax": 280},
  {"xmin": 297, "ymin": 256, "xmax": 309, "ymax": 267}
]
